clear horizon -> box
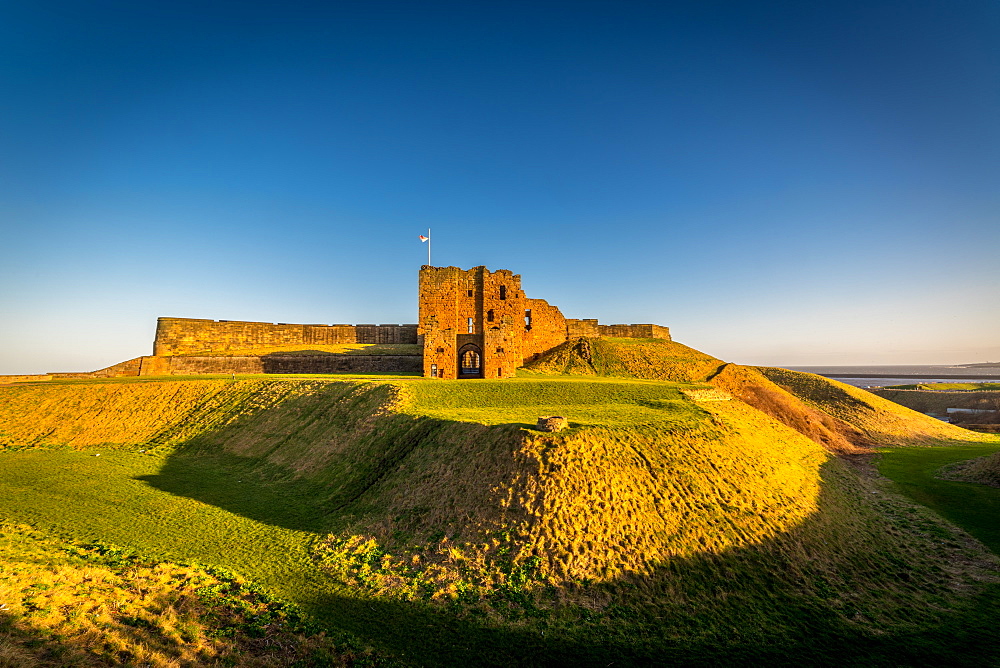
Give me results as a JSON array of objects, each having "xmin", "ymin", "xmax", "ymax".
[{"xmin": 2, "ymin": 1, "xmax": 997, "ymax": 374}]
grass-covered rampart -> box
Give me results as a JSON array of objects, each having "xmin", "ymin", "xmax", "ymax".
[
  {"xmin": 871, "ymin": 387, "xmax": 1000, "ymax": 414},
  {"xmin": 939, "ymin": 450, "xmax": 1000, "ymax": 489},
  {"xmin": 760, "ymin": 366, "xmax": 985, "ymax": 445},
  {"xmin": 0, "ymin": 523, "xmax": 379, "ymax": 666},
  {"xmin": 2, "ymin": 339, "xmax": 1000, "ymax": 664}
]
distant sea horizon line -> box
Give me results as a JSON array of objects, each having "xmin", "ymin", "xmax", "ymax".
[{"xmin": 779, "ymin": 364, "xmax": 1000, "ymax": 389}]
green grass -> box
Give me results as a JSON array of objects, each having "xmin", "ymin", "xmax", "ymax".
[
  {"xmin": 870, "ymin": 386, "xmax": 1000, "ymax": 416},
  {"xmin": 0, "ymin": 523, "xmax": 372, "ymax": 666},
  {"xmin": 4, "ymin": 369, "xmax": 1000, "ymax": 665},
  {"xmin": 524, "ymin": 337, "xmax": 722, "ymax": 382},
  {"xmin": 397, "ymin": 376, "xmax": 707, "ymax": 427},
  {"xmin": 885, "ymin": 382, "xmax": 1000, "ymax": 391},
  {"xmin": 877, "ymin": 442, "xmax": 1000, "ymax": 552}
]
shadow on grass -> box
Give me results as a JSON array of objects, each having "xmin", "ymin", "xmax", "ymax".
[
  {"xmin": 259, "ymin": 351, "xmax": 422, "ymax": 375},
  {"xmin": 120, "ymin": 384, "xmax": 1000, "ymax": 666}
]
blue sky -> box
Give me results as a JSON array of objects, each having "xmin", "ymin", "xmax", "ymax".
[{"xmin": 1, "ymin": 0, "xmax": 997, "ymax": 374}]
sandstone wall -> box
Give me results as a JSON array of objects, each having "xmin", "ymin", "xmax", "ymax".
[
  {"xmin": 50, "ymin": 357, "xmax": 145, "ymax": 379},
  {"xmin": 417, "ymin": 265, "xmax": 671, "ymax": 378},
  {"xmin": 522, "ymin": 298, "xmax": 567, "ymax": 362},
  {"xmin": 0, "ymin": 374, "xmax": 53, "ymax": 384},
  {"xmin": 154, "ymin": 317, "xmax": 418, "ymax": 356},
  {"xmin": 162, "ymin": 355, "xmax": 422, "ymax": 375},
  {"xmin": 418, "ymin": 266, "xmax": 530, "ymax": 379},
  {"xmin": 41, "ymin": 352, "xmax": 420, "ymax": 379},
  {"xmin": 565, "ymin": 320, "xmax": 670, "ymax": 341}
]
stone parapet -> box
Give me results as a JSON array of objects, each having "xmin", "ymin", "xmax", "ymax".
[
  {"xmin": 565, "ymin": 320, "xmax": 670, "ymax": 341},
  {"xmin": 0, "ymin": 374, "xmax": 53, "ymax": 384},
  {"xmin": 153, "ymin": 317, "xmax": 418, "ymax": 355}
]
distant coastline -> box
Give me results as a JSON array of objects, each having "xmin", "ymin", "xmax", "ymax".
[{"xmin": 782, "ymin": 365, "xmax": 1000, "ymax": 388}]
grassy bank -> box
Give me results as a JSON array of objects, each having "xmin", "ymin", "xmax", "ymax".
[
  {"xmin": 0, "ymin": 522, "xmax": 377, "ymax": 666},
  {"xmin": 2, "ymin": 340, "xmax": 1000, "ymax": 665},
  {"xmin": 878, "ymin": 443, "xmax": 1000, "ymax": 552}
]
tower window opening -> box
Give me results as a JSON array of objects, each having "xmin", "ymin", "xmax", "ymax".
[
  {"xmin": 467, "ymin": 289, "xmax": 473, "ymax": 297},
  {"xmin": 436, "ymin": 347, "xmax": 445, "ymax": 353},
  {"xmin": 430, "ymin": 364, "xmax": 438, "ymax": 378},
  {"xmin": 525, "ymin": 309, "xmax": 532, "ymax": 330},
  {"xmin": 487, "ymin": 309, "xmax": 495, "ymax": 322},
  {"xmin": 467, "ymin": 317, "xmax": 474, "ymax": 333},
  {"xmin": 499, "ymin": 285, "xmax": 507, "ymax": 300}
]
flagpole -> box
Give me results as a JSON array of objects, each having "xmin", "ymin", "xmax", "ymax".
[{"xmin": 427, "ymin": 227, "xmax": 431, "ymax": 266}]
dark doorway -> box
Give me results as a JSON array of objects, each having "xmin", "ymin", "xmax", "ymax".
[{"xmin": 458, "ymin": 343, "xmax": 483, "ymax": 378}]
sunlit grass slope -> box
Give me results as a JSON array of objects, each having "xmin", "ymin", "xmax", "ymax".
[
  {"xmin": 522, "ymin": 337, "xmax": 722, "ymax": 381},
  {"xmin": 0, "ymin": 523, "xmax": 376, "ymax": 667},
  {"xmin": 524, "ymin": 337, "xmax": 956, "ymax": 453},
  {"xmin": 2, "ymin": 369, "xmax": 1000, "ymax": 664},
  {"xmin": 760, "ymin": 367, "xmax": 996, "ymax": 446},
  {"xmin": 871, "ymin": 386, "xmax": 1000, "ymax": 414}
]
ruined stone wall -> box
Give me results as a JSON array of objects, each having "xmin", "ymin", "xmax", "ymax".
[
  {"xmin": 162, "ymin": 355, "xmax": 422, "ymax": 375},
  {"xmin": 418, "ymin": 266, "xmax": 527, "ymax": 379},
  {"xmin": 49, "ymin": 357, "xmax": 145, "ymax": 379},
  {"xmin": 0, "ymin": 374, "xmax": 53, "ymax": 384},
  {"xmin": 565, "ymin": 320, "xmax": 670, "ymax": 341},
  {"xmin": 522, "ymin": 298, "xmax": 567, "ymax": 362},
  {"xmin": 418, "ymin": 265, "xmax": 672, "ymax": 378},
  {"xmin": 39, "ymin": 351, "xmax": 420, "ymax": 380},
  {"xmin": 154, "ymin": 317, "xmax": 418, "ymax": 356},
  {"xmin": 479, "ymin": 268, "xmax": 525, "ymax": 379}
]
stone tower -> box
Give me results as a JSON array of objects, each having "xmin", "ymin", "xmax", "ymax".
[
  {"xmin": 418, "ymin": 264, "xmax": 669, "ymax": 379},
  {"xmin": 418, "ymin": 266, "xmax": 529, "ymax": 379}
]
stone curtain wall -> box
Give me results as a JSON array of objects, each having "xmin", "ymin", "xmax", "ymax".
[
  {"xmin": 565, "ymin": 320, "xmax": 671, "ymax": 341},
  {"xmin": 165, "ymin": 355, "xmax": 422, "ymax": 375},
  {"xmin": 48, "ymin": 357, "xmax": 146, "ymax": 379},
  {"xmin": 0, "ymin": 374, "xmax": 54, "ymax": 384},
  {"xmin": 38, "ymin": 354, "xmax": 421, "ymax": 379},
  {"xmin": 522, "ymin": 298, "xmax": 568, "ymax": 361},
  {"xmin": 153, "ymin": 317, "xmax": 418, "ymax": 356}
]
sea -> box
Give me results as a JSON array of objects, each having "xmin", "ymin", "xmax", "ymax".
[{"xmin": 782, "ymin": 365, "xmax": 1000, "ymax": 389}]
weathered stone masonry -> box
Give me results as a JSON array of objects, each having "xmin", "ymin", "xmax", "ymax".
[
  {"xmin": 0, "ymin": 265, "xmax": 670, "ymax": 381},
  {"xmin": 154, "ymin": 318, "xmax": 418, "ymax": 356},
  {"xmin": 418, "ymin": 265, "xmax": 669, "ymax": 380}
]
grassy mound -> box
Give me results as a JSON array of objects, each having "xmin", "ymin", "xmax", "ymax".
[
  {"xmin": 0, "ymin": 523, "xmax": 376, "ymax": 667},
  {"xmin": 521, "ymin": 337, "xmax": 977, "ymax": 453},
  {"xmin": 886, "ymin": 382, "xmax": 1000, "ymax": 391},
  {"xmin": 871, "ymin": 387, "xmax": 1000, "ymax": 415},
  {"xmin": 707, "ymin": 364, "xmax": 870, "ymax": 454},
  {"xmin": 522, "ymin": 337, "xmax": 722, "ymax": 381},
  {"xmin": 2, "ymin": 375, "xmax": 1000, "ymax": 663},
  {"xmin": 940, "ymin": 451, "xmax": 1000, "ymax": 488},
  {"xmin": 759, "ymin": 367, "xmax": 986, "ymax": 446}
]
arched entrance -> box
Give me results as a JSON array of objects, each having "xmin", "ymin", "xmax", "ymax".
[{"xmin": 458, "ymin": 343, "xmax": 483, "ymax": 378}]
